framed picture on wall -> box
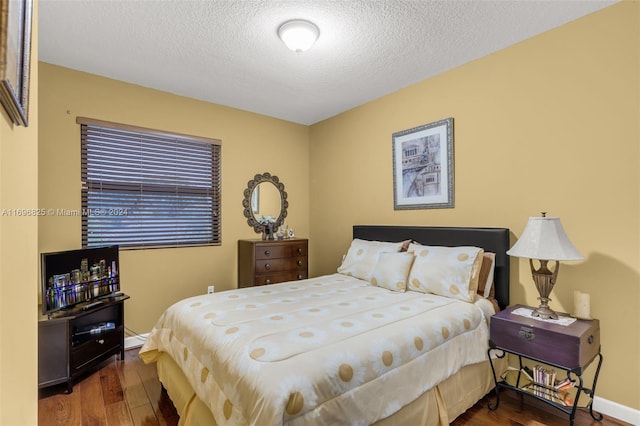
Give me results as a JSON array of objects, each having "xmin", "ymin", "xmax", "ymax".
[
  {"xmin": 392, "ymin": 117, "xmax": 454, "ymax": 210},
  {"xmin": 0, "ymin": 0, "xmax": 33, "ymax": 126}
]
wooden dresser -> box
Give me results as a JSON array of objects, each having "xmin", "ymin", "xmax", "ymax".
[{"xmin": 238, "ymin": 239, "xmax": 308, "ymax": 288}]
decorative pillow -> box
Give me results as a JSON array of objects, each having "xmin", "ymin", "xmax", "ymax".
[
  {"xmin": 407, "ymin": 244, "xmax": 484, "ymax": 302},
  {"xmin": 477, "ymin": 252, "xmax": 500, "ymax": 312},
  {"xmin": 337, "ymin": 239, "xmax": 403, "ymax": 281},
  {"xmin": 370, "ymin": 252, "xmax": 415, "ymax": 292},
  {"xmin": 477, "ymin": 252, "xmax": 496, "ymax": 299}
]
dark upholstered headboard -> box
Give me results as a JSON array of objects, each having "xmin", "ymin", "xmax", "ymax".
[{"xmin": 353, "ymin": 225, "xmax": 510, "ymax": 310}]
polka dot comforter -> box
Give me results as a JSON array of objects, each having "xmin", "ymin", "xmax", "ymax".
[{"xmin": 140, "ymin": 273, "xmax": 495, "ymax": 425}]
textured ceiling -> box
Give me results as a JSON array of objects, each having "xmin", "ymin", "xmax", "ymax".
[{"xmin": 39, "ymin": 0, "xmax": 617, "ymax": 125}]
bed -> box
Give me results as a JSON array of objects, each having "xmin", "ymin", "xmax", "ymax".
[{"xmin": 139, "ymin": 225, "xmax": 510, "ymax": 425}]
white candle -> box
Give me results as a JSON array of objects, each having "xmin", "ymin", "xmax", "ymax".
[{"xmin": 573, "ymin": 290, "xmax": 591, "ymax": 319}]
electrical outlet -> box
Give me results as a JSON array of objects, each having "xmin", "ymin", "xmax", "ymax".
[{"xmin": 207, "ymin": 285, "xmax": 215, "ymax": 294}]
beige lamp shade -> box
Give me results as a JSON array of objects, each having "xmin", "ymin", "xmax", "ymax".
[{"xmin": 507, "ymin": 216, "xmax": 583, "ymax": 261}]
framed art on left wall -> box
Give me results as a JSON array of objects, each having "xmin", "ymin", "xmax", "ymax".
[
  {"xmin": 0, "ymin": 0, "xmax": 33, "ymax": 126},
  {"xmin": 392, "ymin": 117, "xmax": 454, "ymax": 210}
]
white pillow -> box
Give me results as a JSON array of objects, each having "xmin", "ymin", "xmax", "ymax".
[
  {"xmin": 407, "ymin": 244, "xmax": 484, "ymax": 302},
  {"xmin": 337, "ymin": 239, "xmax": 403, "ymax": 281},
  {"xmin": 370, "ymin": 252, "xmax": 415, "ymax": 292}
]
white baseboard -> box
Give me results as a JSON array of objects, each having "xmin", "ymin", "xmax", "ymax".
[
  {"xmin": 124, "ymin": 332, "xmax": 149, "ymax": 350},
  {"xmin": 594, "ymin": 396, "xmax": 640, "ymax": 425}
]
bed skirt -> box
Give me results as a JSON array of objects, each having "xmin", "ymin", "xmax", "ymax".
[{"xmin": 151, "ymin": 351, "xmax": 506, "ymax": 426}]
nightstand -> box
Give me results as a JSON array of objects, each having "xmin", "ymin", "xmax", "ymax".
[{"xmin": 488, "ymin": 304, "xmax": 603, "ymax": 426}]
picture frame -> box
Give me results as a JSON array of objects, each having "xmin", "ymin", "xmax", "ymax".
[
  {"xmin": 392, "ymin": 117, "xmax": 454, "ymax": 210},
  {"xmin": 0, "ymin": 0, "xmax": 33, "ymax": 126}
]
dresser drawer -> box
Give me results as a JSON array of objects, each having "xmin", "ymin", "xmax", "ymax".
[
  {"xmin": 254, "ymin": 271, "xmax": 308, "ymax": 286},
  {"xmin": 71, "ymin": 328, "xmax": 121, "ymax": 372},
  {"xmin": 255, "ymin": 243, "xmax": 306, "ymax": 259},
  {"xmin": 256, "ymin": 257, "xmax": 307, "ymax": 273}
]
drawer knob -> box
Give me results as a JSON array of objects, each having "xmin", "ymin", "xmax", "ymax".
[
  {"xmin": 297, "ymin": 248, "xmax": 303, "ymax": 254},
  {"xmin": 97, "ymin": 339, "xmax": 105, "ymax": 345},
  {"xmin": 265, "ymin": 263, "xmax": 271, "ymax": 270},
  {"xmin": 297, "ymin": 260, "xmax": 303, "ymax": 266},
  {"xmin": 297, "ymin": 274, "xmax": 303, "ymax": 280},
  {"xmin": 264, "ymin": 250, "xmax": 271, "ymax": 256},
  {"xmin": 518, "ymin": 327, "xmax": 535, "ymax": 341},
  {"xmin": 265, "ymin": 279, "xmax": 271, "ymax": 285}
]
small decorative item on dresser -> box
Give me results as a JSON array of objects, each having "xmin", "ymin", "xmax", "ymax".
[
  {"xmin": 277, "ymin": 222, "xmax": 288, "ymax": 240},
  {"xmin": 258, "ymin": 216, "xmax": 276, "ymax": 240},
  {"xmin": 288, "ymin": 228, "xmax": 295, "ymax": 238}
]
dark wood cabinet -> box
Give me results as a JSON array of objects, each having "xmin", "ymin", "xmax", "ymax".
[
  {"xmin": 238, "ymin": 239, "xmax": 308, "ymax": 288},
  {"xmin": 38, "ymin": 294, "xmax": 129, "ymax": 393}
]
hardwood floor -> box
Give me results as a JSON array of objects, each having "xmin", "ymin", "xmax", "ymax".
[
  {"xmin": 39, "ymin": 349, "xmax": 178, "ymax": 426},
  {"xmin": 452, "ymin": 392, "xmax": 631, "ymax": 426},
  {"xmin": 39, "ymin": 348, "xmax": 631, "ymax": 426}
]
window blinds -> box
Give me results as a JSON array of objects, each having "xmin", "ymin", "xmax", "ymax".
[{"xmin": 78, "ymin": 118, "xmax": 221, "ymax": 248}]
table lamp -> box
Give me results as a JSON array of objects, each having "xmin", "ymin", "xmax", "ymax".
[{"xmin": 507, "ymin": 213, "xmax": 583, "ymax": 320}]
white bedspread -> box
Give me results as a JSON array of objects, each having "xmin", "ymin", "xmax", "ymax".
[{"xmin": 140, "ymin": 274, "xmax": 493, "ymax": 425}]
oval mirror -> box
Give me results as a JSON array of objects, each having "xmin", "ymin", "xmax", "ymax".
[{"xmin": 242, "ymin": 172, "xmax": 288, "ymax": 233}]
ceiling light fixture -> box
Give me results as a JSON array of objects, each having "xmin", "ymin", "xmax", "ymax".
[{"xmin": 277, "ymin": 19, "xmax": 319, "ymax": 53}]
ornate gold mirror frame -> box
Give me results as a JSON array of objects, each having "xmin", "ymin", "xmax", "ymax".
[{"xmin": 242, "ymin": 172, "xmax": 288, "ymax": 234}]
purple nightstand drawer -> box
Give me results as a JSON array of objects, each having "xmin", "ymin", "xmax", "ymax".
[{"xmin": 490, "ymin": 304, "xmax": 600, "ymax": 372}]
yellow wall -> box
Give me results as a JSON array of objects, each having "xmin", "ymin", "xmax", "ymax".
[
  {"xmin": 38, "ymin": 63, "xmax": 310, "ymax": 333},
  {"xmin": 309, "ymin": 2, "xmax": 639, "ymax": 409},
  {"xmin": 0, "ymin": 1, "xmax": 39, "ymax": 424}
]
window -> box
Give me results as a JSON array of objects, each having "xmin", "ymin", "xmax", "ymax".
[{"xmin": 78, "ymin": 117, "xmax": 221, "ymax": 248}]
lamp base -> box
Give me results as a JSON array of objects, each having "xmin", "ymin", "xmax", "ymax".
[
  {"xmin": 529, "ymin": 259, "xmax": 561, "ymax": 320},
  {"xmin": 531, "ymin": 304, "xmax": 559, "ymax": 320}
]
